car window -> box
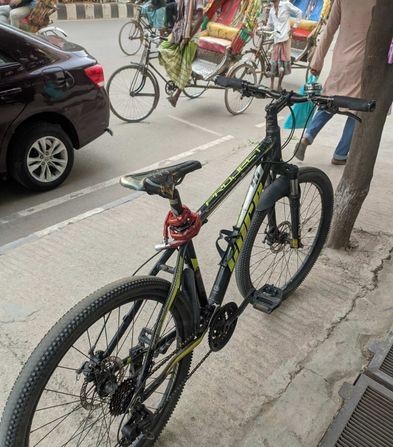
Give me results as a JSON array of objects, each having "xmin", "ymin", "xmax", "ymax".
[
  {"xmin": 0, "ymin": 52, "xmax": 15, "ymax": 66},
  {"xmin": 0, "ymin": 24, "xmax": 57, "ymax": 70}
]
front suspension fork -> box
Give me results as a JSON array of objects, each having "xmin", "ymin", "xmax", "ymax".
[{"xmin": 288, "ymin": 176, "xmax": 301, "ymax": 248}]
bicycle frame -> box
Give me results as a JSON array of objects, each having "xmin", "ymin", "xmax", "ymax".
[{"xmin": 103, "ymin": 94, "xmax": 301, "ymax": 403}]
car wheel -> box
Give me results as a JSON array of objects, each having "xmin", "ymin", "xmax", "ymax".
[{"xmin": 9, "ymin": 122, "xmax": 74, "ymax": 191}]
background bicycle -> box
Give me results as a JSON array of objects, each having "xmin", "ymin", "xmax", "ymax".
[{"xmin": 118, "ymin": 0, "xmax": 175, "ymax": 56}]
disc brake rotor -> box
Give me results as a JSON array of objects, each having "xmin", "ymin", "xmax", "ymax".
[
  {"xmin": 80, "ymin": 356, "xmax": 125, "ymax": 410},
  {"xmin": 267, "ymin": 221, "xmax": 291, "ymax": 253}
]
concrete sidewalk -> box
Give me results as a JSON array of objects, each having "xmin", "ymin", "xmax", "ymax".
[{"xmin": 0, "ymin": 116, "xmax": 392, "ymax": 446}]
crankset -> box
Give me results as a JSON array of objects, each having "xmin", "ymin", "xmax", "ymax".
[
  {"xmin": 165, "ymin": 80, "xmax": 177, "ymax": 96},
  {"xmin": 208, "ymin": 302, "xmax": 238, "ymax": 351}
]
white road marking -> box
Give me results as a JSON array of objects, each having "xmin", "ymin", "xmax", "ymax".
[
  {"xmin": 34, "ymin": 208, "xmax": 104, "ymax": 239},
  {"xmin": 0, "ymin": 135, "xmax": 234, "ymax": 225},
  {"xmin": 168, "ymin": 115, "xmax": 223, "ymax": 137},
  {"xmin": 0, "ymin": 194, "xmax": 143, "ymax": 255}
]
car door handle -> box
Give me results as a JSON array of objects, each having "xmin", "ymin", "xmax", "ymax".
[{"xmin": 0, "ymin": 87, "xmax": 22, "ymax": 98}]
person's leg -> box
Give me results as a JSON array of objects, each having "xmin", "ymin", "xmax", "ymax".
[
  {"xmin": 0, "ymin": 5, "xmax": 11, "ymax": 23},
  {"xmin": 277, "ymin": 40, "xmax": 291, "ymax": 91},
  {"xmin": 270, "ymin": 44, "xmax": 279, "ymax": 90},
  {"xmin": 168, "ymin": 88, "xmax": 181, "ymax": 107},
  {"xmin": 10, "ymin": 5, "xmax": 31, "ymax": 28},
  {"xmin": 332, "ymin": 116, "xmax": 356, "ymax": 163},
  {"xmin": 294, "ymin": 109, "xmax": 333, "ymax": 161},
  {"xmin": 270, "ymin": 74, "xmax": 275, "ymax": 90},
  {"xmin": 277, "ymin": 68, "xmax": 285, "ymax": 91}
]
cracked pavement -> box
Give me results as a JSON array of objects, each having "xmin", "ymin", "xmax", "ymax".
[{"xmin": 0, "ymin": 114, "xmax": 392, "ymax": 446}]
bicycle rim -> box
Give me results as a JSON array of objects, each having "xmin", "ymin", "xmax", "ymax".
[
  {"xmin": 236, "ymin": 168, "xmax": 333, "ymax": 298},
  {"xmin": 224, "ymin": 63, "xmax": 257, "ymax": 115},
  {"xmin": 108, "ymin": 65, "xmax": 159, "ymax": 123},
  {"xmin": 119, "ymin": 20, "xmax": 143, "ymax": 56}
]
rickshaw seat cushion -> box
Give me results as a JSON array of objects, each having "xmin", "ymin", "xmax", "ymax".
[
  {"xmin": 292, "ymin": 28, "xmax": 312, "ymax": 41},
  {"xmin": 206, "ymin": 22, "xmax": 239, "ymax": 41},
  {"xmin": 198, "ymin": 36, "xmax": 232, "ymax": 54},
  {"xmin": 290, "ymin": 18, "xmax": 317, "ymax": 31}
]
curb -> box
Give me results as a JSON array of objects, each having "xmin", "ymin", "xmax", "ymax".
[{"xmin": 55, "ymin": 2, "xmax": 134, "ymax": 20}]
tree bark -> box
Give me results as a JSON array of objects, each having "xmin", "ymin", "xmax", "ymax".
[{"xmin": 326, "ymin": 0, "xmax": 393, "ymax": 249}]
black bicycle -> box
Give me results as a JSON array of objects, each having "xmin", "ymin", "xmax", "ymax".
[
  {"xmin": 0, "ymin": 78, "xmax": 376, "ymax": 447},
  {"xmin": 118, "ymin": 1, "xmax": 173, "ymax": 56}
]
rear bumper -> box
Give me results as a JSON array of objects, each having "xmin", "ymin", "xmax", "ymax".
[{"xmin": 74, "ymin": 87, "xmax": 110, "ymax": 149}]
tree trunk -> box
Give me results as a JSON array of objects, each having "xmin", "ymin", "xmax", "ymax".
[{"xmin": 326, "ymin": 0, "xmax": 393, "ymax": 249}]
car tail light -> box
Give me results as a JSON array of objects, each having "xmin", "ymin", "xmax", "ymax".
[{"xmin": 84, "ymin": 64, "xmax": 104, "ymax": 88}]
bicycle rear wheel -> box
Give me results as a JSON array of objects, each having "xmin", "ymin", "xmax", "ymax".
[
  {"xmin": 118, "ymin": 20, "xmax": 144, "ymax": 56},
  {"xmin": 0, "ymin": 276, "xmax": 193, "ymax": 447},
  {"xmin": 107, "ymin": 64, "xmax": 160, "ymax": 123},
  {"xmin": 224, "ymin": 62, "xmax": 257, "ymax": 115},
  {"xmin": 236, "ymin": 167, "xmax": 333, "ymax": 300}
]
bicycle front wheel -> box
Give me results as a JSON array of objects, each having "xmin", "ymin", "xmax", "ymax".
[
  {"xmin": 236, "ymin": 167, "xmax": 333, "ymax": 299},
  {"xmin": 107, "ymin": 64, "xmax": 160, "ymax": 123},
  {"xmin": 118, "ymin": 19, "xmax": 144, "ymax": 56},
  {"xmin": 0, "ymin": 276, "xmax": 193, "ymax": 447},
  {"xmin": 224, "ymin": 62, "xmax": 257, "ymax": 115}
]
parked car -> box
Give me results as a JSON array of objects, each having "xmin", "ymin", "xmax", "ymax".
[{"xmin": 0, "ymin": 23, "xmax": 110, "ymax": 191}]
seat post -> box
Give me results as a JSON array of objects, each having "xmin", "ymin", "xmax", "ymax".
[{"xmin": 169, "ymin": 189, "xmax": 183, "ymax": 216}]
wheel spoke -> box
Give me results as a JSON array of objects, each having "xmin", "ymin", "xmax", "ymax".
[{"xmin": 243, "ymin": 178, "xmax": 326, "ymax": 293}]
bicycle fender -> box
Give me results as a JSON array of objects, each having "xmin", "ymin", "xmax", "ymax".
[{"xmin": 257, "ymin": 176, "xmax": 290, "ymax": 212}]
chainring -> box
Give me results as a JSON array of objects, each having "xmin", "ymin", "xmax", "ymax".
[
  {"xmin": 208, "ymin": 302, "xmax": 238, "ymax": 352},
  {"xmin": 165, "ymin": 80, "xmax": 177, "ymax": 96}
]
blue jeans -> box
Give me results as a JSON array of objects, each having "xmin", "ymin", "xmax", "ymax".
[{"xmin": 304, "ymin": 109, "xmax": 356, "ymax": 160}]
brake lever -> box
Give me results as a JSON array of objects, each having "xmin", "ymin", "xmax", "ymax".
[
  {"xmin": 337, "ymin": 111, "xmax": 361, "ymax": 123},
  {"xmin": 319, "ymin": 103, "xmax": 361, "ymax": 123}
]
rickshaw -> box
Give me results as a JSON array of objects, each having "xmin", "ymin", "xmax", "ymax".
[
  {"xmin": 246, "ymin": 0, "xmax": 332, "ymax": 83},
  {"xmin": 108, "ymin": 0, "xmax": 261, "ymax": 123}
]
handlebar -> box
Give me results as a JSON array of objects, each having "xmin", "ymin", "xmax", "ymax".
[
  {"xmin": 331, "ymin": 96, "xmax": 376, "ymax": 112},
  {"xmin": 215, "ymin": 76, "xmax": 376, "ymax": 113}
]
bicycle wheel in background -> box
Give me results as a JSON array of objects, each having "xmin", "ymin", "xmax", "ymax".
[
  {"xmin": 224, "ymin": 62, "xmax": 257, "ymax": 115},
  {"xmin": 183, "ymin": 79, "xmax": 209, "ymax": 99},
  {"xmin": 243, "ymin": 48, "xmax": 268, "ymax": 85},
  {"xmin": 107, "ymin": 64, "xmax": 160, "ymax": 123},
  {"xmin": 119, "ymin": 19, "xmax": 144, "ymax": 56},
  {"xmin": 236, "ymin": 167, "xmax": 333, "ymax": 300},
  {"xmin": 252, "ymin": 27, "xmax": 264, "ymax": 49},
  {"xmin": 0, "ymin": 276, "xmax": 193, "ymax": 447}
]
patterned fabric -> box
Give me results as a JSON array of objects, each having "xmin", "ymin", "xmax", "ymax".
[
  {"xmin": 159, "ymin": 39, "xmax": 197, "ymax": 89},
  {"xmin": 270, "ymin": 39, "xmax": 291, "ymax": 76},
  {"xmin": 27, "ymin": 0, "xmax": 55, "ymax": 31}
]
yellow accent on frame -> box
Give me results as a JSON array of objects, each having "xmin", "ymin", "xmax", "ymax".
[{"xmin": 190, "ymin": 258, "xmax": 199, "ymax": 270}]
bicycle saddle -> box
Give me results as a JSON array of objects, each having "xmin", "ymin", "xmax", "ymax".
[{"xmin": 120, "ymin": 160, "xmax": 202, "ymax": 198}]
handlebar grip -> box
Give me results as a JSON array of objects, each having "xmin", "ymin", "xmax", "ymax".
[
  {"xmin": 332, "ymin": 96, "xmax": 376, "ymax": 112},
  {"xmin": 215, "ymin": 76, "xmax": 245, "ymax": 90}
]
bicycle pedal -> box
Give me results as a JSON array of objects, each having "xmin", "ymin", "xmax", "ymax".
[{"xmin": 251, "ymin": 284, "xmax": 283, "ymax": 314}]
